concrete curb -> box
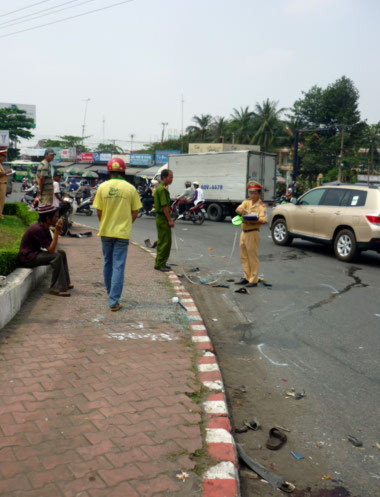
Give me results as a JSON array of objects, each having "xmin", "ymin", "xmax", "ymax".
[
  {"xmin": 132, "ymin": 241, "xmax": 240, "ymax": 497},
  {"xmin": 0, "ymin": 266, "xmax": 50, "ymax": 330}
]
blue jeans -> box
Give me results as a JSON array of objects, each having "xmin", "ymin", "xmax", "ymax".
[{"xmin": 101, "ymin": 237, "xmax": 130, "ymax": 307}]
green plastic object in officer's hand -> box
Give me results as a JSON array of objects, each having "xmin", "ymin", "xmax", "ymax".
[{"xmin": 232, "ymin": 215, "xmax": 243, "ymax": 226}]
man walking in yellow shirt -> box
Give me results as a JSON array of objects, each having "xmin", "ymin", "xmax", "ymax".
[{"xmin": 93, "ymin": 158, "xmax": 142, "ymax": 311}]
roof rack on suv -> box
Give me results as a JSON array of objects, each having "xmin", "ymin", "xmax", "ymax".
[{"xmin": 355, "ymin": 182, "xmax": 379, "ymax": 189}]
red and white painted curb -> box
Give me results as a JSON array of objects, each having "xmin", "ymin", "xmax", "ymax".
[{"xmin": 133, "ymin": 242, "xmax": 240, "ymax": 497}]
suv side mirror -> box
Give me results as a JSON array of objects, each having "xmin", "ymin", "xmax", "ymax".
[{"xmin": 291, "ymin": 197, "xmax": 297, "ymax": 205}]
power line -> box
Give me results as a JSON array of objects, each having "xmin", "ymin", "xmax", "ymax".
[
  {"xmin": 0, "ymin": 0, "xmax": 95, "ymax": 29},
  {"xmin": 0, "ymin": 0, "xmax": 53, "ymax": 18},
  {"xmin": 0, "ymin": 0, "xmax": 134, "ymax": 38}
]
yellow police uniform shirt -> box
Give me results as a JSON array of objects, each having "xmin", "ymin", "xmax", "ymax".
[
  {"xmin": 0, "ymin": 162, "xmax": 7, "ymax": 184},
  {"xmin": 237, "ymin": 199, "xmax": 267, "ymax": 230},
  {"xmin": 93, "ymin": 178, "xmax": 142, "ymax": 239}
]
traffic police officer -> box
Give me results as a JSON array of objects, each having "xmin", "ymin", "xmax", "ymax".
[
  {"xmin": 235, "ymin": 181, "xmax": 267, "ymax": 287},
  {"xmin": 154, "ymin": 169, "xmax": 174, "ymax": 272}
]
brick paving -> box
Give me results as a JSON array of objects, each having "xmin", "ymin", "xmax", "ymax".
[{"xmin": 0, "ymin": 229, "xmax": 203, "ymax": 497}]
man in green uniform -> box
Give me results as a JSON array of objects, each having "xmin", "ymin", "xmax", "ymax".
[{"xmin": 154, "ymin": 169, "xmax": 174, "ymax": 272}]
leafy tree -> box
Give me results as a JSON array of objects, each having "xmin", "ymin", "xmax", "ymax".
[
  {"xmin": 230, "ymin": 106, "xmax": 254, "ymax": 144},
  {"xmin": 40, "ymin": 135, "xmax": 90, "ymax": 153},
  {"xmin": 0, "ymin": 106, "xmax": 34, "ymax": 160},
  {"xmin": 289, "ymin": 76, "xmax": 364, "ymax": 184},
  {"xmin": 251, "ymin": 99, "xmax": 285, "ymax": 150},
  {"xmin": 365, "ymin": 123, "xmax": 380, "ymax": 173},
  {"xmin": 95, "ymin": 143, "xmax": 124, "ymax": 154},
  {"xmin": 186, "ymin": 114, "xmax": 214, "ymax": 142}
]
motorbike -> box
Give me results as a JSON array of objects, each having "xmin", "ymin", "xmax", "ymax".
[
  {"xmin": 171, "ymin": 197, "xmax": 206, "ymax": 225},
  {"xmin": 76, "ymin": 192, "xmax": 94, "ymax": 216},
  {"xmin": 22, "ymin": 184, "xmax": 38, "ymax": 207},
  {"xmin": 21, "ymin": 177, "xmax": 32, "ymax": 191},
  {"xmin": 60, "ymin": 192, "xmax": 78, "ymax": 236}
]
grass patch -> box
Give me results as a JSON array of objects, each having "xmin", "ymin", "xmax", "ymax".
[
  {"xmin": 0, "ymin": 216, "xmax": 28, "ymax": 249},
  {"xmin": 0, "ymin": 203, "xmax": 38, "ymax": 276}
]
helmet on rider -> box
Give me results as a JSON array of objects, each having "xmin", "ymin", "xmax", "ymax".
[
  {"xmin": 185, "ymin": 180, "xmax": 191, "ymax": 187},
  {"xmin": 107, "ymin": 158, "xmax": 126, "ymax": 172}
]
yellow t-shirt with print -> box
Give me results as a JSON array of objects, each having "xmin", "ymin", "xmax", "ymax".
[{"xmin": 93, "ymin": 178, "xmax": 142, "ymax": 239}]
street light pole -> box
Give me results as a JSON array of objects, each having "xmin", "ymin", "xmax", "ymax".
[
  {"xmin": 130, "ymin": 134, "xmax": 134, "ymax": 153},
  {"xmin": 81, "ymin": 98, "xmax": 91, "ymax": 147},
  {"xmin": 161, "ymin": 122, "xmax": 168, "ymax": 143}
]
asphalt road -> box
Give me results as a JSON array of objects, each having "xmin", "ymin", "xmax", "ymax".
[{"xmin": 8, "ymin": 186, "xmax": 380, "ymax": 495}]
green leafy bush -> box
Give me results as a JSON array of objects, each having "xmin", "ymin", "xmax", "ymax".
[{"xmin": 0, "ymin": 203, "xmax": 38, "ymax": 276}]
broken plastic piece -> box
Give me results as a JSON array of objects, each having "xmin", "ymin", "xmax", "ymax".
[
  {"xmin": 290, "ymin": 451, "xmax": 304, "ymax": 460},
  {"xmin": 347, "ymin": 435, "xmax": 363, "ymax": 447},
  {"xmin": 226, "ymin": 279, "xmax": 235, "ymax": 282},
  {"xmin": 189, "ymin": 266, "xmax": 200, "ymax": 272},
  {"xmin": 151, "ymin": 241, "xmax": 157, "ymax": 248}
]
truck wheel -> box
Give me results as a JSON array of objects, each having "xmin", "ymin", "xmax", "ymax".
[
  {"xmin": 272, "ymin": 218, "xmax": 293, "ymax": 246},
  {"xmin": 334, "ymin": 229, "xmax": 359, "ymax": 262},
  {"xmin": 207, "ymin": 203, "xmax": 223, "ymax": 222}
]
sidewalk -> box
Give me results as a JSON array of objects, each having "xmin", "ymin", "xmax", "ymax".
[{"xmin": 0, "ymin": 229, "xmax": 206, "ymax": 497}]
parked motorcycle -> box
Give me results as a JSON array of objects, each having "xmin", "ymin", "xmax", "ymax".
[
  {"xmin": 171, "ymin": 198, "xmax": 206, "ymax": 225},
  {"xmin": 60, "ymin": 192, "xmax": 78, "ymax": 236},
  {"xmin": 76, "ymin": 193, "xmax": 94, "ymax": 216}
]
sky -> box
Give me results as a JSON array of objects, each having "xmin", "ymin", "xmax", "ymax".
[{"xmin": 2, "ymin": 0, "xmax": 380, "ymax": 150}]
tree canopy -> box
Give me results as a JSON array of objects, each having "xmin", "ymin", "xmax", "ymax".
[{"xmin": 0, "ymin": 106, "xmax": 34, "ymax": 160}]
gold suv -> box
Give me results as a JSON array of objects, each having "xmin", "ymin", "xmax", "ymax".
[{"xmin": 270, "ymin": 184, "xmax": 380, "ymax": 261}]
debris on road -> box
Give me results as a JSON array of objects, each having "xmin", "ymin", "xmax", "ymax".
[
  {"xmin": 144, "ymin": 239, "xmax": 152, "ymax": 248},
  {"xmin": 286, "ymin": 388, "xmax": 306, "ymax": 400},
  {"xmin": 176, "ymin": 471, "xmax": 189, "ymax": 482},
  {"xmin": 189, "ymin": 266, "xmax": 200, "ymax": 272},
  {"xmin": 226, "ymin": 279, "xmax": 235, "ymax": 282},
  {"xmin": 266, "ymin": 428, "xmax": 287, "ymax": 450},
  {"xmin": 235, "ymin": 287, "xmax": 249, "ymax": 294},
  {"xmin": 240, "ymin": 469, "xmax": 259, "ymax": 479},
  {"xmin": 212, "ymin": 284, "xmax": 229, "ymax": 288},
  {"xmin": 237, "ymin": 443, "xmax": 295, "ymax": 493},
  {"xmin": 290, "ymin": 451, "xmax": 304, "ymax": 460},
  {"xmin": 244, "ymin": 418, "xmax": 261, "ymax": 431},
  {"xmin": 274, "ymin": 425, "xmax": 291, "ymax": 433},
  {"xmin": 347, "ymin": 435, "xmax": 363, "ymax": 447}
]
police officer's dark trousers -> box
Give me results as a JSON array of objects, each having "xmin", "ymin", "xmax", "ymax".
[{"xmin": 155, "ymin": 213, "xmax": 171, "ymax": 268}]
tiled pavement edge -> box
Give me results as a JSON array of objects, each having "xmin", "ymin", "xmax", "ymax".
[{"xmin": 133, "ymin": 241, "xmax": 240, "ymax": 497}]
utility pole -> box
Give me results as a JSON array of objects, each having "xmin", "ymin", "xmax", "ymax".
[
  {"xmin": 232, "ymin": 132, "xmax": 235, "ymax": 145},
  {"xmin": 130, "ymin": 134, "xmax": 134, "ymax": 153},
  {"xmin": 81, "ymin": 98, "xmax": 91, "ymax": 146},
  {"xmin": 338, "ymin": 125, "xmax": 345, "ymax": 182},
  {"xmin": 161, "ymin": 122, "xmax": 168, "ymax": 143},
  {"xmin": 181, "ymin": 95, "xmax": 184, "ymax": 153},
  {"xmin": 102, "ymin": 115, "xmax": 105, "ymax": 144}
]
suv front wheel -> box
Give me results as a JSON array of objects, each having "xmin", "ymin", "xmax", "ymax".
[
  {"xmin": 333, "ymin": 229, "xmax": 359, "ymax": 262},
  {"xmin": 272, "ymin": 218, "xmax": 293, "ymax": 246}
]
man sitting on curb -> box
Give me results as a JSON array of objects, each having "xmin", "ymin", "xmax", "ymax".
[{"xmin": 18, "ymin": 203, "xmax": 73, "ymax": 297}]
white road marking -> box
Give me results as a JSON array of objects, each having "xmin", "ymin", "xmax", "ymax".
[
  {"xmin": 257, "ymin": 343, "xmax": 289, "ymax": 367},
  {"xmin": 320, "ymin": 283, "xmax": 339, "ymax": 294}
]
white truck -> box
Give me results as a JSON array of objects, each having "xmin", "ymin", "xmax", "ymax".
[{"xmin": 168, "ymin": 150, "xmax": 277, "ymax": 221}]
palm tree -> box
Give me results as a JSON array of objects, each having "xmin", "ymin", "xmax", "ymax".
[
  {"xmin": 186, "ymin": 114, "xmax": 213, "ymax": 142},
  {"xmin": 230, "ymin": 106, "xmax": 254, "ymax": 144},
  {"xmin": 251, "ymin": 99, "xmax": 285, "ymax": 150},
  {"xmin": 210, "ymin": 117, "xmax": 231, "ymax": 143},
  {"xmin": 366, "ymin": 123, "xmax": 380, "ymax": 173}
]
